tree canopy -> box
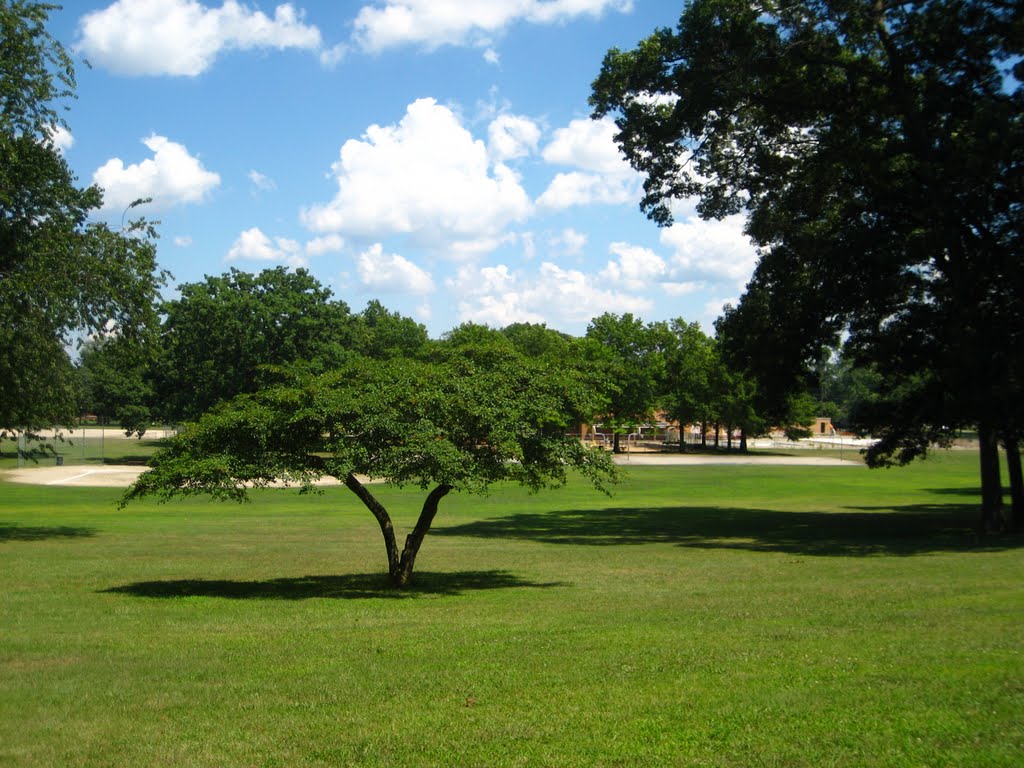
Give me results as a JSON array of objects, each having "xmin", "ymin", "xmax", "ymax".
[
  {"xmin": 0, "ymin": 1, "xmax": 165, "ymax": 435},
  {"xmin": 124, "ymin": 339, "xmax": 617, "ymax": 587},
  {"xmin": 591, "ymin": 0, "xmax": 1023, "ymax": 529}
]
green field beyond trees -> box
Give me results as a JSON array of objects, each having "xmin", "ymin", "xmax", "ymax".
[{"xmin": 2, "ymin": 450, "xmax": 1021, "ymax": 767}]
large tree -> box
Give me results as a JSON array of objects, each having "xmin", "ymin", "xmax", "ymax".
[
  {"xmin": 123, "ymin": 340, "xmax": 617, "ymax": 587},
  {"xmin": 591, "ymin": 0, "xmax": 1023, "ymax": 529},
  {"xmin": 1, "ymin": 1, "xmax": 165, "ymax": 435}
]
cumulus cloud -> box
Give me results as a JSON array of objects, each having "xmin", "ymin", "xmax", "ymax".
[
  {"xmin": 227, "ymin": 228, "xmax": 347, "ymax": 265},
  {"xmin": 599, "ymin": 242, "xmax": 668, "ymax": 290},
  {"xmin": 550, "ymin": 227, "xmax": 587, "ymax": 256},
  {"xmin": 76, "ymin": 0, "xmax": 322, "ymax": 77},
  {"xmin": 357, "ymin": 243, "xmax": 434, "ymax": 294},
  {"xmin": 352, "ymin": 0, "xmax": 633, "ymax": 53},
  {"xmin": 173, "ymin": 235, "xmax": 193, "ymax": 247},
  {"xmin": 227, "ymin": 226, "xmax": 305, "ymax": 266},
  {"xmin": 93, "ymin": 134, "xmax": 220, "ymax": 212},
  {"xmin": 449, "ymin": 260, "xmax": 653, "ymax": 329},
  {"xmin": 305, "ymin": 234, "xmax": 345, "ymax": 256},
  {"xmin": 537, "ymin": 116, "xmax": 639, "ymax": 210},
  {"xmin": 487, "ymin": 114, "xmax": 541, "ymax": 162},
  {"xmin": 659, "ymin": 214, "xmax": 757, "ymax": 285},
  {"xmin": 46, "ymin": 125, "xmax": 74, "ymax": 154},
  {"xmin": 301, "ymin": 98, "xmax": 531, "ymax": 249}
]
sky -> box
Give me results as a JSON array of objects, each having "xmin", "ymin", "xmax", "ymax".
[{"xmin": 46, "ymin": 0, "xmax": 758, "ymax": 338}]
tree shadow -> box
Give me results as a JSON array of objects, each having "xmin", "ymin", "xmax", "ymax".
[
  {"xmin": 0, "ymin": 523, "xmax": 96, "ymax": 542},
  {"xmin": 101, "ymin": 570, "xmax": 565, "ymax": 600},
  {"xmin": 435, "ymin": 502, "xmax": 1020, "ymax": 557}
]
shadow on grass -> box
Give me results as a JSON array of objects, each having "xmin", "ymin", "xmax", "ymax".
[
  {"xmin": 436, "ymin": 500, "xmax": 1021, "ymax": 556},
  {"xmin": 102, "ymin": 570, "xmax": 564, "ymax": 600},
  {"xmin": 0, "ymin": 523, "xmax": 96, "ymax": 542}
]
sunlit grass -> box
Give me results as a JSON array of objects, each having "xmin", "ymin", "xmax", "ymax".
[{"xmin": 1, "ymin": 450, "xmax": 1021, "ymax": 766}]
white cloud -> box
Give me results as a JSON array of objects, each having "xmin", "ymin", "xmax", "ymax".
[
  {"xmin": 660, "ymin": 214, "xmax": 757, "ymax": 285},
  {"xmin": 536, "ymin": 116, "xmax": 640, "ymax": 210},
  {"xmin": 487, "ymin": 114, "xmax": 541, "ymax": 162},
  {"xmin": 319, "ymin": 42, "xmax": 348, "ymax": 68},
  {"xmin": 483, "ymin": 47, "xmax": 500, "ymax": 65},
  {"xmin": 248, "ymin": 169, "xmax": 276, "ymax": 192},
  {"xmin": 227, "ymin": 226, "xmax": 305, "ymax": 267},
  {"xmin": 536, "ymin": 171, "xmax": 636, "ymax": 210},
  {"xmin": 550, "ymin": 227, "xmax": 587, "ymax": 256},
  {"xmin": 357, "ymin": 243, "xmax": 434, "ymax": 294},
  {"xmin": 93, "ymin": 134, "xmax": 220, "ymax": 212},
  {"xmin": 301, "ymin": 98, "xmax": 531, "ymax": 248},
  {"xmin": 663, "ymin": 280, "xmax": 704, "ymax": 296},
  {"xmin": 304, "ymin": 234, "xmax": 345, "ymax": 256},
  {"xmin": 76, "ymin": 0, "xmax": 322, "ymax": 77},
  {"xmin": 46, "ymin": 125, "xmax": 74, "ymax": 154},
  {"xmin": 449, "ymin": 260, "xmax": 653, "ymax": 329},
  {"xmin": 352, "ymin": 0, "xmax": 633, "ymax": 53},
  {"xmin": 173, "ymin": 235, "xmax": 193, "ymax": 247},
  {"xmin": 599, "ymin": 242, "xmax": 668, "ymax": 290},
  {"xmin": 542, "ymin": 116, "xmax": 629, "ymax": 175}
]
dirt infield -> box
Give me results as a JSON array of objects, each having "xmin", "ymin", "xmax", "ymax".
[{"xmin": 3, "ymin": 454, "xmax": 858, "ymax": 488}]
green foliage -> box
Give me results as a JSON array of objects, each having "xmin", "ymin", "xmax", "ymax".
[
  {"xmin": 0, "ymin": 2, "xmax": 165, "ymax": 434},
  {"xmin": 592, "ymin": 0, "xmax": 1023, "ymax": 509},
  {"xmin": 153, "ymin": 267, "xmax": 355, "ymax": 422},
  {"xmin": 584, "ymin": 313, "xmax": 671, "ymax": 450},
  {"xmin": 77, "ymin": 334, "xmax": 155, "ymax": 436},
  {"xmin": 125, "ymin": 341, "xmax": 617, "ymax": 584}
]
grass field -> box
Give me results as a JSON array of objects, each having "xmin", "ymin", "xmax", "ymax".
[{"xmin": 1, "ymin": 449, "xmax": 1021, "ymax": 766}]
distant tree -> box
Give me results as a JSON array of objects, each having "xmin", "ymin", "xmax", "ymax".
[
  {"xmin": 502, "ymin": 322, "xmax": 575, "ymax": 360},
  {"xmin": 123, "ymin": 344, "xmax": 617, "ymax": 587},
  {"xmin": 663, "ymin": 320, "xmax": 717, "ymax": 450},
  {"xmin": 77, "ymin": 334, "xmax": 155, "ymax": 437},
  {"xmin": 584, "ymin": 313, "xmax": 671, "ymax": 452},
  {"xmin": 0, "ymin": 1, "xmax": 165, "ymax": 436},
  {"xmin": 154, "ymin": 267, "xmax": 354, "ymax": 422},
  {"xmin": 592, "ymin": 0, "xmax": 1023, "ymax": 529},
  {"xmin": 350, "ymin": 300, "xmax": 429, "ymax": 360}
]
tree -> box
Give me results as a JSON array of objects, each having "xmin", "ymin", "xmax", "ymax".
[
  {"xmin": 591, "ymin": 0, "xmax": 1023, "ymax": 529},
  {"xmin": 663, "ymin": 320, "xmax": 718, "ymax": 450},
  {"xmin": 349, "ymin": 299, "xmax": 429, "ymax": 360},
  {"xmin": 77, "ymin": 334, "xmax": 154, "ymax": 437},
  {"xmin": 1, "ymin": 1, "xmax": 165, "ymax": 436},
  {"xmin": 122, "ymin": 343, "xmax": 617, "ymax": 587},
  {"xmin": 584, "ymin": 313, "xmax": 671, "ymax": 452},
  {"xmin": 154, "ymin": 267, "xmax": 355, "ymax": 423}
]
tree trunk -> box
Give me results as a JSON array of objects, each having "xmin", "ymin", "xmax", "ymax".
[
  {"xmin": 739, "ymin": 428, "xmax": 748, "ymax": 453},
  {"xmin": 613, "ymin": 432, "xmax": 622, "ymax": 454},
  {"xmin": 1003, "ymin": 435, "xmax": 1023, "ymax": 532},
  {"xmin": 345, "ymin": 474, "xmax": 453, "ymax": 587},
  {"xmin": 700, "ymin": 421, "xmax": 707, "ymax": 448},
  {"xmin": 726, "ymin": 426, "xmax": 733, "ymax": 451},
  {"xmin": 978, "ymin": 422, "xmax": 1004, "ymax": 533},
  {"xmin": 345, "ymin": 473, "xmax": 400, "ymax": 577},
  {"xmin": 393, "ymin": 484, "xmax": 452, "ymax": 587},
  {"xmin": 713, "ymin": 422, "xmax": 720, "ymax": 449}
]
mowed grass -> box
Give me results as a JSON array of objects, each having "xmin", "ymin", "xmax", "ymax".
[{"xmin": 1, "ymin": 450, "xmax": 1022, "ymax": 767}]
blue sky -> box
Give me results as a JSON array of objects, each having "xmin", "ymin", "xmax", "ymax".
[{"xmin": 47, "ymin": 0, "xmax": 757, "ymax": 337}]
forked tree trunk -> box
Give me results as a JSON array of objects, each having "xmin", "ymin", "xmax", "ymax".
[
  {"xmin": 977, "ymin": 422, "xmax": 1004, "ymax": 533},
  {"xmin": 345, "ymin": 473, "xmax": 452, "ymax": 587},
  {"xmin": 1003, "ymin": 436, "xmax": 1023, "ymax": 532}
]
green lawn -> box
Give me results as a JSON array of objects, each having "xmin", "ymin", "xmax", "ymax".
[{"xmin": 1, "ymin": 450, "xmax": 1021, "ymax": 767}]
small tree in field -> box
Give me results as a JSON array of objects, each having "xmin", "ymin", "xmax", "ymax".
[{"xmin": 122, "ymin": 345, "xmax": 617, "ymax": 587}]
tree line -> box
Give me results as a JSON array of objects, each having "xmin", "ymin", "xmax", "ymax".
[{"xmin": 76, "ymin": 264, "xmax": 878, "ymax": 451}]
